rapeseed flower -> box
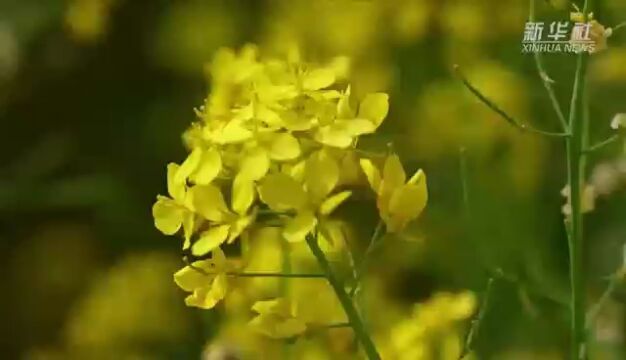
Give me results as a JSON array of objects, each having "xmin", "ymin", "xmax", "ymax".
[
  {"xmin": 152, "ymin": 163, "xmax": 195, "ymax": 246},
  {"xmin": 174, "ymin": 248, "xmax": 231, "ymax": 309},
  {"xmin": 360, "ymin": 155, "xmax": 428, "ymax": 233},
  {"xmin": 385, "ymin": 291, "xmax": 476, "ymax": 360},
  {"xmin": 258, "ymin": 150, "xmax": 352, "ymax": 243},
  {"xmin": 249, "ymin": 298, "xmax": 307, "ymax": 339},
  {"xmin": 153, "ymin": 44, "xmax": 428, "ymax": 351}
]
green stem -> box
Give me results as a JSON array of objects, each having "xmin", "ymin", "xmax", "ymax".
[
  {"xmin": 566, "ymin": 16, "xmax": 590, "ymax": 358},
  {"xmin": 305, "ymin": 234, "xmax": 381, "ymax": 360},
  {"xmin": 459, "ymin": 278, "xmax": 495, "ymax": 359}
]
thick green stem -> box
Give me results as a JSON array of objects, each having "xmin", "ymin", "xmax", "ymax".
[
  {"xmin": 566, "ymin": 43, "xmax": 589, "ymax": 360},
  {"xmin": 305, "ymin": 234, "xmax": 381, "ymax": 360}
]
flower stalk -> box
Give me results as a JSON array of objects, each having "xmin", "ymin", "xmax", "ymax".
[
  {"xmin": 565, "ymin": 5, "xmax": 591, "ymax": 357},
  {"xmin": 305, "ymin": 233, "xmax": 381, "ymax": 360}
]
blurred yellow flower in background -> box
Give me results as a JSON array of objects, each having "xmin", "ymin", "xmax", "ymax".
[
  {"xmin": 62, "ymin": 252, "xmax": 190, "ymax": 357},
  {"xmin": 383, "ymin": 291, "xmax": 476, "ymax": 360},
  {"xmin": 65, "ymin": 0, "xmax": 118, "ymax": 43}
]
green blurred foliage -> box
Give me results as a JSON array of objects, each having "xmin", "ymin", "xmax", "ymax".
[{"xmin": 1, "ymin": 0, "xmax": 626, "ymax": 358}]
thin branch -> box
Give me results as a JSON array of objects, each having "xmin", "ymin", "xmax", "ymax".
[
  {"xmin": 585, "ymin": 273, "xmax": 622, "ymax": 328},
  {"xmin": 453, "ymin": 65, "xmax": 570, "ymax": 138},
  {"xmin": 613, "ymin": 21, "xmax": 626, "ymax": 31},
  {"xmin": 459, "ymin": 278, "xmax": 495, "ymax": 359},
  {"xmin": 583, "ymin": 134, "xmax": 621, "ymax": 154},
  {"xmin": 490, "ymin": 268, "xmax": 568, "ymax": 307},
  {"xmin": 349, "ymin": 220, "xmax": 385, "ymax": 298},
  {"xmin": 324, "ymin": 322, "xmax": 351, "ymax": 329},
  {"xmin": 529, "ymin": 0, "xmax": 569, "ymax": 132}
]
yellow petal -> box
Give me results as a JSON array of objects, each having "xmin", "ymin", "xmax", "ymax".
[
  {"xmin": 303, "ymin": 68, "xmax": 335, "ymax": 90},
  {"xmin": 382, "ymin": 154, "xmax": 406, "ymax": 189},
  {"xmin": 152, "ymin": 196, "xmax": 184, "ymax": 235},
  {"xmin": 282, "ymin": 111, "xmax": 315, "ymax": 131},
  {"xmin": 240, "ymin": 147, "xmax": 270, "ymax": 181},
  {"xmin": 250, "ymin": 315, "xmax": 307, "ymax": 339},
  {"xmin": 319, "ymin": 191, "xmax": 352, "ymax": 216},
  {"xmin": 287, "ymin": 160, "xmax": 306, "ymax": 182},
  {"xmin": 359, "ymin": 158, "xmax": 381, "ymax": 191},
  {"xmin": 283, "ymin": 211, "xmax": 318, "ymax": 243},
  {"xmin": 217, "ymin": 119, "xmax": 253, "ymax": 144},
  {"xmin": 305, "ymin": 150, "xmax": 339, "ymax": 203},
  {"xmin": 167, "ymin": 163, "xmax": 185, "ymax": 202},
  {"xmin": 256, "ymin": 104, "xmax": 282, "ymax": 127},
  {"xmin": 268, "ymin": 132, "xmax": 301, "ymax": 161},
  {"xmin": 186, "ymin": 273, "xmax": 227, "ymax": 309},
  {"xmin": 318, "ymin": 220, "xmax": 346, "ymax": 247},
  {"xmin": 209, "ymin": 272, "xmax": 228, "ymax": 303},
  {"xmin": 191, "ymin": 225, "xmax": 231, "ymax": 257},
  {"xmin": 337, "ymin": 86, "xmax": 353, "ymax": 118},
  {"xmin": 212, "ymin": 247, "xmax": 228, "ymax": 269},
  {"xmin": 408, "ymin": 169, "xmax": 425, "ymax": 186},
  {"xmin": 449, "ymin": 291, "xmax": 477, "ymax": 319},
  {"xmin": 190, "ymin": 148, "xmax": 222, "ymax": 185},
  {"xmin": 174, "ymin": 263, "xmax": 209, "ymax": 291},
  {"xmin": 232, "ymin": 175, "xmax": 255, "ymax": 215},
  {"xmin": 258, "ymin": 173, "xmax": 307, "ymax": 210},
  {"xmin": 252, "ymin": 298, "xmax": 292, "ymax": 316},
  {"xmin": 342, "ymin": 118, "xmax": 376, "ymax": 136},
  {"xmin": 182, "ymin": 212, "xmax": 195, "ymax": 249},
  {"xmin": 175, "ymin": 148, "xmax": 202, "ymax": 184},
  {"xmin": 314, "ymin": 125, "xmax": 353, "ymax": 148},
  {"xmin": 189, "ymin": 184, "xmax": 231, "ymax": 222},
  {"xmin": 228, "ymin": 213, "xmax": 255, "ymax": 243},
  {"xmin": 358, "ymin": 93, "xmax": 389, "ymax": 127},
  {"xmin": 386, "ymin": 182, "xmax": 428, "ymax": 233}
]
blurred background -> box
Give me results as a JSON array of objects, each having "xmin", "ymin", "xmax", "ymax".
[{"xmin": 1, "ymin": 0, "xmax": 626, "ymax": 359}]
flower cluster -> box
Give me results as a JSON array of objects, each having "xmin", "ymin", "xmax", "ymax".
[
  {"xmin": 152, "ymin": 45, "xmax": 428, "ymax": 338},
  {"xmin": 384, "ymin": 291, "xmax": 476, "ymax": 360}
]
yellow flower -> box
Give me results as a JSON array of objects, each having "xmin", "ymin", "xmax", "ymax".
[
  {"xmin": 314, "ymin": 87, "xmax": 389, "ymax": 148},
  {"xmin": 360, "ymin": 155, "xmax": 428, "ymax": 233},
  {"xmin": 187, "ymin": 176, "xmax": 257, "ymax": 257},
  {"xmin": 152, "ymin": 163, "xmax": 195, "ymax": 244},
  {"xmin": 65, "ymin": 0, "xmax": 117, "ymax": 43},
  {"xmin": 248, "ymin": 298, "xmax": 307, "ymax": 339},
  {"xmin": 387, "ymin": 291, "xmax": 476, "ymax": 360},
  {"xmin": 258, "ymin": 150, "xmax": 352, "ymax": 243},
  {"xmin": 177, "ymin": 146, "xmax": 222, "ymax": 185},
  {"xmin": 174, "ymin": 248, "xmax": 230, "ymax": 309}
]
